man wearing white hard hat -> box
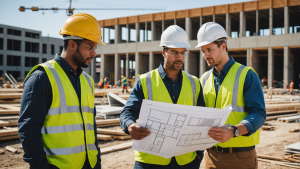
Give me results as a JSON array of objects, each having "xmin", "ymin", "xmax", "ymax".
[
  {"xmin": 120, "ymin": 25, "xmax": 205, "ymax": 168},
  {"xmin": 197, "ymin": 22, "xmax": 266, "ymax": 169}
]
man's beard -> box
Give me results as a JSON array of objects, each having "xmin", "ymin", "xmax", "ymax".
[
  {"xmin": 166, "ymin": 60, "xmax": 184, "ymax": 70},
  {"xmin": 72, "ymin": 48, "xmax": 93, "ymax": 68},
  {"xmin": 207, "ymin": 51, "xmax": 222, "ymax": 67}
]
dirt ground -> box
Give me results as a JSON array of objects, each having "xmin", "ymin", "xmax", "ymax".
[{"xmin": 0, "ymin": 121, "xmax": 299, "ymax": 169}]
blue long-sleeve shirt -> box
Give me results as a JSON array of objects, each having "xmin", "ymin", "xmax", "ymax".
[
  {"xmin": 212, "ymin": 57, "xmax": 266, "ymax": 136},
  {"xmin": 120, "ymin": 63, "xmax": 205, "ymax": 156},
  {"xmin": 18, "ymin": 54, "xmax": 101, "ymax": 169}
]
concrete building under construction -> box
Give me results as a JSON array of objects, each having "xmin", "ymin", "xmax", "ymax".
[{"xmin": 94, "ymin": 0, "xmax": 300, "ymax": 89}]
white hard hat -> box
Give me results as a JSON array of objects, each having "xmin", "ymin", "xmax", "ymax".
[
  {"xmin": 195, "ymin": 22, "xmax": 229, "ymax": 48},
  {"xmin": 159, "ymin": 25, "xmax": 191, "ymax": 49}
]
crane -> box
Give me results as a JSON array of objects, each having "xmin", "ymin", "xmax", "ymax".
[{"xmin": 19, "ymin": 0, "xmax": 165, "ymax": 16}]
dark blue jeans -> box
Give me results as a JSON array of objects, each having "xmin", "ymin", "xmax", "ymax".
[{"xmin": 133, "ymin": 155, "xmax": 202, "ymax": 169}]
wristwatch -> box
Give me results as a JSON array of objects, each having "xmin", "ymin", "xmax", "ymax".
[{"xmin": 231, "ymin": 126, "xmax": 240, "ymax": 137}]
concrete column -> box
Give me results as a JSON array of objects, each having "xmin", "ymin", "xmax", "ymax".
[
  {"xmin": 135, "ymin": 23, "xmax": 140, "ymax": 42},
  {"xmin": 226, "ymin": 13, "xmax": 231, "ymax": 37},
  {"xmin": 114, "ymin": 25, "xmax": 121, "ymax": 44},
  {"xmin": 151, "ymin": 21, "xmax": 156, "ymax": 41},
  {"xmin": 284, "ymin": 6, "xmax": 289, "ymax": 34},
  {"xmin": 200, "ymin": 16, "xmax": 203, "ymax": 27},
  {"xmin": 135, "ymin": 52, "xmax": 139, "ymax": 80},
  {"xmin": 145, "ymin": 22, "xmax": 147, "ymax": 41},
  {"xmin": 213, "ymin": 15, "xmax": 215, "ymax": 22},
  {"xmin": 269, "ymin": 8, "xmax": 273, "ymax": 35},
  {"xmin": 100, "ymin": 53, "xmax": 105, "ymax": 80},
  {"xmin": 268, "ymin": 47, "xmax": 274, "ymax": 88},
  {"xmin": 174, "ymin": 19, "xmax": 176, "ymax": 25},
  {"xmin": 184, "ymin": 53, "xmax": 189, "ymax": 73},
  {"xmin": 114, "ymin": 53, "xmax": 121, "ymax": 84},
  {"xmin": 126, "ymin": 24, "xmax": 129, "ymax": 43},
  {"xmin": 199, "ymin": 51, "xmax": 206, "ymax": 77},
  {"xmin": 252, "ymin": 50, "xmax": 259, "ymax": 74},
  {"xmin": 256, "ymin": 10, "xmax": 259, "ymax": 35},
  {"xmin": 102, "ymin": 28, "xmax": 105, "ymax": 44},
  {"xmin": 246, "ymin": 48, "xmax": 251, "ymax": 67},
  {"xmin": 149, "ymin": 52, "xmax": 154, "ymax": 71},
  {"xmin": 240, "ymin": 11, "xmax": 246, "ymax": 37},
  {"xmin": 162, "ymin": 20, "xmax": 165, "ymax": 31},
  {"xmin": 185, "ymin": 17, "xmax": 192, "ymax": 40},
  {"xmin": 126, "ymin": 53, "xmax": 129, "ymax": 78},
  {"xmin": 108, "ymin": 27, "xmax": 110, "ymax": 44},
  {"xmin": 283, "ymin": 46, "xmax": 292, "ymax": 88},
  {"xmin": 91, "ymin": 58, "xmax": 96, "ymax": 80}
]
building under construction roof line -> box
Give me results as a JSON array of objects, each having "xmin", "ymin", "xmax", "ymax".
[{"xmin": 94, "ymin": 0, "xmax": 300, "ymax": 89}]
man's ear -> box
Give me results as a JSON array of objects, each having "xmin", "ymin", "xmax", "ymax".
[
  {"xmin": 68, "ymin": 40, "xmax": 77, "ymax": 51},
  {"xmin": 162, "ymin": 49, "xmax": 166, "ymax": 58},
  {"xmin": 222, "ymin": 43, "xmax": 227, "ymax": 52}
]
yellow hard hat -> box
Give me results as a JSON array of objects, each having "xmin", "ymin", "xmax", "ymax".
[
  {"xmin": 138, "ymin": 74, "xmax": 141, "ymax": 77},
  {"xmin": 121, "ymin": 75, "xmax": 124, "ymax": 78},
  {"xmin": 59, "ymin": 13, "xmax": 105, "ymax": 45}
]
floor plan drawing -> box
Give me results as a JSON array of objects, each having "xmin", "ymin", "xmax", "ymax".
[
  {"xmin": 139, "ymin": 109, "xmax": 187, "ymax": 155},
  {"xmin": 132, "ymin": 100, "xmax": 232, "ymax": 158}
]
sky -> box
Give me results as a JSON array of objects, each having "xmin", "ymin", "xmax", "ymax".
[{"xmin": 0, "ymin": 0, "xmax": 253, "ymax": 39}]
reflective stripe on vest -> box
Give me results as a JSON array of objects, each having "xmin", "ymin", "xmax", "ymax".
[
  {"xmin": 145, "ymin": 71, "xmax": 196, "ymax": 106},
  {"xmin": 201, "ymin": 66, "xmax": 245, "ymax": 113},
  {"xmin": 26, "ymin": 60, "xmax": 98, "ymax": 169},
  {"xmin": 136, "ymin": 69, "xmax": 200, "ymax": 166},
  {"xmin": 201, "ymin": 63, "xmax": 260, "ymax": 148}
]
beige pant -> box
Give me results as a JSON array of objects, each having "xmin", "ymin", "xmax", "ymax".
[{"xmin": 204, "ymin": 148, "xmax": 258, "ymax": 169}]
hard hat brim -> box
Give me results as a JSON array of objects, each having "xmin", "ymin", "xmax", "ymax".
[
  {"xmin": 159, "ymin": 42, "xmax": 191, "ymax": 49},
  {"xmin": 195, "ymin": 40, "xmax": 214, "ymax": 48},
  {"xmin": 96, "ymin": 39, "xmax": 106, "ymax": 46}
]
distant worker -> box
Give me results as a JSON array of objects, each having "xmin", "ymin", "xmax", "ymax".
[
  {"xmin": 18, "ymin": 13, "xmax": 104, "ymax": 169},
  {"xmin": 132, "ymin": 76, "xmax": 136, "ymax": 87},
  {"xmin": 120, "ymin": 25, "xmax": 205, "ymax": 168},
  {"xmin": 104, "ymin": 77, "xmax": 109, "ymax": 89},
  {"xmin": 197, "ymin": 22, "xmax": 266, "ymax": 169},
  {"xmin": 121, "ymin": 75, "xmax": 129, "ymax": 93},
  {"xmin": 98, "ymin": 76, "xmax": 104, "ymax": 88},
  {"xmin": 290, "ymin": 81, "xmax": 294, "ymax": 95}
]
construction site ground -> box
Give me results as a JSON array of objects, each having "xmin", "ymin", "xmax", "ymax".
[{"xmin": 0, "ymin": 120, "xmax": 298, "ymax": 169}]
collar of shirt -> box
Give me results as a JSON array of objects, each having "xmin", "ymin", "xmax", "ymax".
[
  {"xmin": 212, "ymin": 57, "xmax": 236, "ymax": 77},
  {"xmin": 158, "ymin": 62, "xmax": 183, "ymax": 79},
  {"xmin": 54, "ymin": 54, "xmax": 83, "ymax": 76}
]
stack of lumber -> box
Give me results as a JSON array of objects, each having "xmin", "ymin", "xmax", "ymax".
[
  {"xmin": 278, "ymin": 115, "xmax": 300, "ymax": 123},
  {"xmin": 0, "ymin": 127, "xmax": 19, "ymax": 141},
  {"xmin": 101, "ymin": 142, "xmax": 132, "ymax": 154},
  {"xmin": 96, "ymin": 118, "xmax": 120, "ymax": 127},
  {"xmin": 265, "ymin": 101, "xmax": 300, "ymax": 121},
  {"xmin": 0, "ymin": 104, "xmax": 20, "ymax": 115},
  {"xmin": 0, "ymin": 89, "xmax": 23, "ymax": 104},
  {"xmin": 258, "ymin": 154, "xmax": 300, "ymax": 168},
  {"xmin": 97, "ymin": 128, "xmax": 131, "ymax": 141}
]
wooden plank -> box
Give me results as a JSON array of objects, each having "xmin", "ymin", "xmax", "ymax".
[
  {"xmin": 153, "ymin": 13, "xmax": 164, "ymax": 21},
  {"xmin": 0, "ymin": 135, "xmax": 19, "ymax": 141},
  {"xmin": 138, "ymin": 14, "xmax": 153, "ymax": 22},
  {"xmin": 267, "ymin": 110, "xmax": 299, "ymax": 115},
  {"xmin": 96, "ymin": 119, "xmax": 120, "ymax": 125},
  {"xmin": 103, "ymin": 19, "xmax": 117, "ymax": 27},
  {"xmin": 258, "ymin": 0, "xmax": 271, "ymax": 10},
  {"xmin": 0, "ymin": 116, "xmax": 19, "ymax": 120},
  {"xmin": 112, "ymin": 135, "xmax": 132, "ymax": 140},
  {"xmin": 257, "ymin": 154, "xmax": 286, "ymax": 161},
  {"xmin": 0, "ymin": 93, "xmax": 22, "ymax": 99},
  {"xmin": 175, "ymin": 10, "xmax": 189, "ymax": 19},
  {"xmin": 0, "ymin": 128, "xmax": 18, "ymax": 137},
  {"xmin": 284, "ymin": 157, "xmax": 300, "ymax": 163},
  {"xmin": 165, "ymin": 11, "xmax": 175, "ymax": 20},
  {"xmin": 0, "ymin": 89, "xmax": 23, "ymax": 93},
  {"xmin": 228, "ymin": 3, "xmax": 243, "ymax": 13},
  {"xmin": 214, "ymin": 5, "xmax": 228, "ymax": 14},
  {"xmin": 289, "ymin": 128, "xmax": 300, "ymax": 133},
  {"xmin": 288, "ymin": 0, "xmax": 300, "ymax": 6},
  {"xmin": 266, "ymin": 113, "xmax": 299, "ymax": 121},
  {"xmin": 5, "ymin": 146, "xmax": 19, "ymax": 153},
  {"xmin": 258, "ymin": 158, "xmax": 300, "ymax": 168},
  {"xmin": 243, "ymin": 1, "xmax": 257, "ymax": 11},
  {"xmin": 273, "ymin": 0, "xmax": 287, "ymax": 8},
  {"xmin": 189, "ymin": 8, "xmax": 201, "ymax": 17},
  {"xmin": 118, "ymin": 17, "xmax": 127, "ymax": 25},
  {"xmin": 0, "ymin": 104, "xmax": 20, "ymax": 110},
  {"xmin": 97, "ymin": 124, "xmax": 120, "ymax": 128},
  {"xmin": 0, "ymin": 120, "xmax": 9, "ymax": 127},
  {"xmin": 261, "ymin": 126, "xmax": 275, "ymax": 130},
  {"xmin": 97, "ymin": 129, "xmax": 127, "ymax": 136},
  {"xmin": 0, "ymin": 110, "xmax": 20, "ymax": 115},
  {"xmin": 202, "ymin": 6, "xmax": 214, "ymax": 16},
  {"xmin": 101, "ymin": 142, "xmax": 132, "ymax": 154},
  {"xmin": 97, "ymin": 134, "xmax": 112, "ymax": 141},
  {"xmin": 278, "ymin": 115, "xmax": 300, "ymax": 122}
]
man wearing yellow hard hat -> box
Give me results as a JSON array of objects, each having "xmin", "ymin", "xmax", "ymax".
[{"xmin": 18, "ymin": 13, "xmax": 105, "ymax": 169}]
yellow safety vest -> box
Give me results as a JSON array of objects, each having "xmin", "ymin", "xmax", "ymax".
[
  {"xmin": 137, "ymin": 69, "xmax": 201, "ymax": 165},
  {"xmin": 25, "ymin": 60, "xmax": 98, "ymax": 169},
  {"xmin": 200, "ymin": 62, "xmax": 260, "ymax": 148}
]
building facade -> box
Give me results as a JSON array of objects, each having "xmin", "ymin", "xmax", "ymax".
[
  {"xmin": 96, "ymin": 0, "xmax": 300, "ymax": 89},
  {"xmin": 0, "ymin": 24, "xmax": 63, "ymax": 81}
]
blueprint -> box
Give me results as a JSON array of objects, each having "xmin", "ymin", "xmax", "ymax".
[{"xmin": 132, "ymin": 99, "xmax": 232, "ymax": 158}]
